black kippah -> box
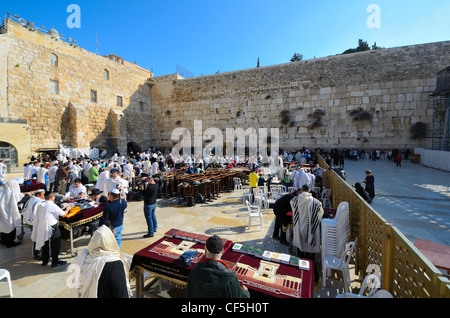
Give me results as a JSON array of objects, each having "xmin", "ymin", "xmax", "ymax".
[{"xmin": 206, "ymin": 235, "xmax": 223, "ymax": 254}]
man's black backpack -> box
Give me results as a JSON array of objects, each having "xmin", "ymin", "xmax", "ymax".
[
  {"xmin": 187, "ymin": 196, "xmax": 196, "ymax": 207},
  {"xmin": 195, "ymin": 193, "xmax": 205, "ymax": 204}
]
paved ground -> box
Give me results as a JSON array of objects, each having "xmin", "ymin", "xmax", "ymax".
[
  {"xmin": 6, "ymin": 156, "xmax": 448, "ymax": 299},
  {"xmin": 0, "ymin": 170, "xmax": 359, "ymax": 299},
  {"xmin": 342, "ymin": 158, "xmax": 450, "ymax": 247}
]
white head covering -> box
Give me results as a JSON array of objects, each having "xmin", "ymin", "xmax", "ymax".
[
  {"xmin": 0, "ymin": 180, "xmax": 24, "ymax": 234},
  {"xmin": 70, "ymin": 225, "xmax": 131, "ymax": 298}
]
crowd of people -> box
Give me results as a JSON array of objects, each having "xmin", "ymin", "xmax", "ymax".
[{"xmin": 0, "ymin": 144, "xmax": 386, "ymax": 298}]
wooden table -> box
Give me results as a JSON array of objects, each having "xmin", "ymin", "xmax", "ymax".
[{"xmin": 130, "ymin": 229, "xmax": 314, "ymax": 298}]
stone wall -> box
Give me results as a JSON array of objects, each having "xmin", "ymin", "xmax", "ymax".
[
  {"xmin": 1, "ymin": 17, "xmax": 449, "ymax": 160},
  {"xmin": 150, "ymin": 41, "xmax": 450, "ymax": 152},
  {"xmin": 0, "ymin": 19, "xmax": 153, "ymax": 158}
]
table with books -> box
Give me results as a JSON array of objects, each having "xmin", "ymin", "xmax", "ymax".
[
  {"xmin": 19, "ymin": 180, "xmax": 46, "ymax": 193},
  {"xmin": 130, "ymin": 229, "xmax": 314, "ymax": 298},
  {"xmin": 58, "ymin": 201, "xmax": 104, "ymax": 257}
]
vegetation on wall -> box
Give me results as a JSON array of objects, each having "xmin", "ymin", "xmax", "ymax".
[
  {"xmin": 410, "ymin": 122, "xmax": 427, "ymax": 139},
  {"xmin": 349, "ymin": 108, "xmax": 373, "ymax": 122}
]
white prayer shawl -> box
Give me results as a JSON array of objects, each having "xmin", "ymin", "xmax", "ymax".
[
  {"xmin": 307, "ymin": 173, "xmax": 316, "ymax": 189},
  {"xmin": 294, "ymin": 170, "xmax": 309, "ymax": 189},
  {"xmin": 48, "ymin": 166, "xmax": 58, "ymax": 183},
  {"xmin": 24, "ymin": 165, "xmax": 33, "ymax": 179},
  {"xmin": 95, "ymin": 170, "xmax": 111, "ymax": 196},
  {"xmin": 70, "ymin": 225, "xmax": 131, "ymax": 298},
  {"xmin": 123, "ymin": 163, "xmax": 133, "ymax": 179},
  {"xmin": 290, "ymin": 192, "xmax": 324, "ymax": 253},
  {"xmin": 31, "ymin": 201, "xmax": 53, "ymax": 250},
  {"xmin": 151, "ymin": 162, "xmax": 159, "ymax": 176},
  {"xmin": 83, "ymin": 163, "xmax": 92, "ymax": 178},
  {"xmin": 142, "ymin": 160, "xmax": 151, "ymax": 173},
  {"xmin": 36, "ymin": 167, "xmax": 48, "ymax": 184},
  {"xmin": 22, "ymin": 196, "xmax": 44, "ymax": 226},
  {"xmin": 0, "ymin": 180, "xmax": 23, "ymax": 233},
  {"xmin": 109, "ymin": 177, "xmax": 129, "ymax": 197}
]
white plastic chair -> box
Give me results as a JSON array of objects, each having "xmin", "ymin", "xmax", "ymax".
[
  {"xmin": 233, "ymin": 178, "xmax": 242, "ymax": 192},
  {"xmin": 360, "ymin": 273, "xmax": 381, "ymax": 297},
  {"xmin": 288, "ymin": 186, "xmax": 297, "ymax": 193},
  {"xmin": 321, "ymin": 202, "xmax": 350, "ymax": 265},
  {"xmin": 371, "ymin": 289, "xmax": 394, "ymax": 298},
  {"xmin": 321, "ymin": 188, "xmax": 332, "ymax": 209},
  {"xmin": 322, "ymin": 241, "xmax": 356, "ymax": 292},
  {"xmin": 245, "ymin": 200, "xmax": 263, "ymax": 231},
  {"xmin": 0, "ymin": 269, "xmax": 13, "ymax": 298},
  {"xmin": 242, "ymin": 185, "xmax": 252, "ymax": 204},
  {"xmin": 337, "ymin": 273, "xmax": 381, "ymax": 298}
]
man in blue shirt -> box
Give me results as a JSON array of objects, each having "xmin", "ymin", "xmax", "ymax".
[{"xmin": 100, "ymin": 189, "xmax": 127, "ymax": 248}]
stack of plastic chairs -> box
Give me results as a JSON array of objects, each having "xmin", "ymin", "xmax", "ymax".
[{"xmin": 321, "ymin": 202, "xmax": 351, "ymax": 287}]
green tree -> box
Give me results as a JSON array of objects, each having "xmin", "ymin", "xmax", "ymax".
[
  {"xmin": 343, "ymin": 39, "xmax": 383, "ymax": 54},
  {"xmin": 290, "ymin": 53, "xmax": 303, "ymax": 62}
]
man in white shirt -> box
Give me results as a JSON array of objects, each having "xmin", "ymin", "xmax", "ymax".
[
  {"xmin": 109, "ymin": 169, "xmax": 128, "ymax": 198},
  {"xmin": 151, "ymin": 160, "xmax": 160, "ymax": 176},
  {"xmin": 122, "ymin": 161, "xmax": 134, "ymax": 181},
  {"xmin": 48, "ymin": 162, "xmax": 59, "ymax": 192},
  {"xmin": 32, "ymin": 191, "xmax": 70, "ymax": 267},
  {"xmin": 65, "ymin": 179, "xmax": 87, "ymax": 200}
]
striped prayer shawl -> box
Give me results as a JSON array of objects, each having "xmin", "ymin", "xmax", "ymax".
[{"xmin": 291, "ymin": 192, "xmax": 324, "ymax": 253}]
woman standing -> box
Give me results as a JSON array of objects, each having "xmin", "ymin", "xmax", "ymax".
[{"xmin": 362, "ymin": 170, "xmax": 375, "ymax": 200}]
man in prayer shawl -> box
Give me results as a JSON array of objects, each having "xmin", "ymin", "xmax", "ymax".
[
  {"xmin": 36, "ymin": 164, "xmax": 49, "ymax": 189},
  {"xmin": 70, "ymin": 225, "xmax": 131, "ymax": 298},
  {"xmin": 122, "ymin": 161, "xmax": 134, "ymax": 181},
  {"xmin": 0, "ymin": 180, "xmax": 24, "ymax": 248},
  {"xmin": 293, "ymin": 167, "xmax": 309, "ymax": 189},
  {"xmin": 32, "ymin": 191, "xmax": 70, "ymax": 267},
  {"xmin": 290, "ymin": 184, "xmax": 324, "ymax": 283},
  {"xmin": 24, "ymin": 162, "xmax": 33, "ymax": 180},
  {"xmin": 95, "ymin": 170, "xmax": 111, "ymax": 198},
  {"xmin": 22, "ymin": 189, "xmax": 46, "ymax": 259}
]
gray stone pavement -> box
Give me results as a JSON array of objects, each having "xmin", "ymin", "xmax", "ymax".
[
  {"xmin": 341, "ymin": 158, "xmax": 450, "ymax": 247},
  {"xmin": 2, "ymin": 157, "xmax": 448, "ymax": 298},
  {"xmin": 0, "ymin": 171, "xmax": 357, "ymax": 298}
]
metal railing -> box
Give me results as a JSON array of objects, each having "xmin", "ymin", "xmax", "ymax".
[{"xmin": 317, "ymin": 154, "xmax": 450, "ymax": 298}]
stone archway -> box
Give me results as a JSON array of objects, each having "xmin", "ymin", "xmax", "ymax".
[
  {"xmin": 0, "ymin": 122, "xmax": 31, "ymax": 167},
  {"xmin": 0, "ymin": 142, "xmax": 18, "ymax": 166}
]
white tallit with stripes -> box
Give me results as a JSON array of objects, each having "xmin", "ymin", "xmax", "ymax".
[{"xmin": 290, "ymin": 191, "xmax": 324, "ymax": 253}]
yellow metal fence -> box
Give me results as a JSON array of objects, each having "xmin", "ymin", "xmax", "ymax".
[{"xmin": 317, "ymin": 155, "xmax": 450, "ymax": 298}]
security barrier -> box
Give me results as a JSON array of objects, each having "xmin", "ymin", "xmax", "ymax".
[{"xmin": 317, "ymin": 154, "xmax": 450, "ymax": 298}]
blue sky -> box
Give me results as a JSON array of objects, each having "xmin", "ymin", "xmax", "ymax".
[{"xmin": 2, "ymin": 1, "xmax": 450, "ymax": 77}]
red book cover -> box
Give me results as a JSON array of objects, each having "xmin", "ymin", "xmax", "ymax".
[
  {"xmin": 164, "ymin": 229, "xmax": 179, "ymax": 238},
  {"xmin": 174, "ymin": 230, "xmax": 185, "ymax": 238},
  {"xmin": 200, "ymin": 235, "xmax": 210, "ymax": 244},
  {"xmin": 188, "ymin": 232, "xmax": 197, "ymax": 241},
  {"xmin": 194, "ymin": 234, "xmax": 204, "ymax": 242}
]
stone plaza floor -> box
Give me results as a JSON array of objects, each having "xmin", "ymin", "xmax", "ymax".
[
  {"xmin": 1, "ymin": 157, "xmax": 448, "ymax": 298},
  {"xmin": 342, "ymin": 158, "xmax": 450, "ymax": 247}
]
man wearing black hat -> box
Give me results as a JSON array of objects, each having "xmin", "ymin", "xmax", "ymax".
[
  {"xmin": 185, "ymin": 235, "xmax": 250, "ymax": 298},
  {"xmin": 90, "ymin": 188, "xmax": 108, "ymax": 206}
]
